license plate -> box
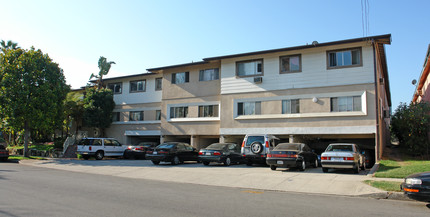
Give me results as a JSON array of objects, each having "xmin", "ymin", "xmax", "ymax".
[
  {"xmin": 277, "ymin": 161, "xmax": 283, "ymax": 164},
  {"xmin": 331, "ymin": 157, "xmax": 342, "ymax": 161},
  {"xmin": 206, "ymin": 152, "xmax": 211, "ymax": 156},
  {"xmin": 153, "ymin": 151, "xmax": 157, "ymax": 155}
]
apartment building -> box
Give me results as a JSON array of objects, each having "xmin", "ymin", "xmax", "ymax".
[
  {"xmin": 412, "ymin": 44, "xmax": 430, "ymax": 103},
  {"xmin": 77, "ymin": 34, "xmax": 391, "ymax": 161}
]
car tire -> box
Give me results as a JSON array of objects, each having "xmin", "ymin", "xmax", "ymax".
[
  {"xmin": 314, "ymin": 158, "xmax": 318, "ymax": 168},
  {"xmin": 172, "ymin": 156, "xmax": 180, "ymax": 165},
  {"xmin": 123, "ymin": 151, "xmax": 131, "ymax": 159},
  {"xmin": 152, "ymin": 160, "xmax": 160, "ymax": 165},
  {"xmin": 299, "ymin": 160, "xmax": 306, "ymax": 171},
  {"xmin": 270, "ymin": 165, "xmax": 277, "ymax": 170},
  {"xmin": 224, "ymin": 157, "xmax": 231, "ymax": 166},
  {"xmin": 353, "ymin": 165, "xmax": 360, "ymax": 174},
  {"xmin": 95, "ymin": 151, "xmax": 104, "ymax": 160},
  {"xmin": 250, "ymin": 142, "xmax": 263, "ymax": 154},
  {"xmin": 203, "ymin": 161, "xmax": 210, "ymax": 166},
  {"xmin": 83, "ymin": 155, "xmax": 90, "ymax": 160},
  {"xmin": 322, "ymin": 167, "xmax": 328, "ymax": 173}
]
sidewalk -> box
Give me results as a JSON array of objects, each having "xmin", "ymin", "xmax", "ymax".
[{"xmin": 19, "ymin": 159, "xmax": 407, "ymax": 199}]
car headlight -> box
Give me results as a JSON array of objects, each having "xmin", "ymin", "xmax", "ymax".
[{"xmin": 405, "ymin": 178, "xmax": 422, "ymax": 185}]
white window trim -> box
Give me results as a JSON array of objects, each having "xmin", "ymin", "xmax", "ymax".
[
  {"xmin": 112, "ymin": 120, "xmax": 161, "ymax": 125},
  {"xmin": 167, "ymin": 101, "xmax": 221, "ymax": 122}
]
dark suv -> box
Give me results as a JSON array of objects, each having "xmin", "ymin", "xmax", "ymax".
[{"xmin": 241, "ymin": 134, "xmax": 279, "ymax": 166}]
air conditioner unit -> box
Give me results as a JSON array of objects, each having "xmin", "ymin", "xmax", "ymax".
[{"xmin": 254, "ymin": 77, "xmax": 263, "ymax": 84}]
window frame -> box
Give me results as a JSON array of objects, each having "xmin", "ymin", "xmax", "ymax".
[
  {"xmin": 237, "ymin": 101, "xmax": 261, "ymax": 116},
  {"xmin": 129, "ymin": 111, "xmax": 144, "ymax": 121},
  {"xmin": 236, "ymin": 59, "xmax": 264, "ymax": 77},
  {"xmin": 107, "ymin": 82, "xmax": 122, "ymax": 94},
  {"xmin": 171, "ymin": 72, "xmax": 190, "ymax": 84},
  {"xmin": 198, "ymin": 105, "xmax": 219, "ymax": 117},
  {"xmin": 326, "ymin": 47, "xmax": 362, "ymax": 69},
  {"xmin": 330, "ymin": 96, "xmax": 362, "ymax": 112},
  {"xmin": 112, "ymin": 112, "xmax": 121, "ymax": 122},
  {"xmin": 279, "ymin": 54, "xmax": 302, "ymax": 74},
  {"xmin": 199, "ymin": 68, "xmax": 220, "ymax": 81},
  {"xmin": 155, "ymin": 110, "xmax": 161, "ymax": 120},
  {"xmin": 129, "ymin": 80, "xmax": 146, "ymax": 93},
  {"xmin": 155, "ymin": 77, "xmax": 162, "ymax": 91},
  {"xmin": 170, "ymin": 106, "xmax": 189, "ymax": 118},
  {"xmin": 282, "ymin": 99, "xmax": 300, "ymax": 114}
]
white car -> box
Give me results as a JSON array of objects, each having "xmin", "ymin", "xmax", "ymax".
[
  {"xmin": 321, "ymin": 143, "xmax": 366, "ymax": 173},
  {"xmin": 76, "ymin": 138, "xmax": 127, "ymax": 160}
]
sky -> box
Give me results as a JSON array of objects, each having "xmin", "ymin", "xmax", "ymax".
[{"xmin": 0, "ymin": 0, "xmax": 429, "ymax": 110}]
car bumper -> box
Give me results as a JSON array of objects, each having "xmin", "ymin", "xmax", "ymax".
[
  {"xmin": 400, "ymin": 183, "xmax": 430, "ymax": 202},
  {"xmin": 146, "ymin": 154, "xmax": 172, "ymax": 162},
  {"xmin": 266, "ymin": 158, "xmax": 300, "ymax": 168},
  {"xmin": 321, "ymin": 161, "xmax": 355, "ymax": 168},
  {"xmin": 243, "ymin": 155, "xmax": 266, "ymax": 163}
]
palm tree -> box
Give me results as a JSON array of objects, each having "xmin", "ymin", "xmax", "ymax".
[
  {"xmin": 89, "ymin": 56, "xmax": 115, "ymax": 88},
  {"xmin": 0, "ymin": 40, "xmax": 20, "ymax": 52}
]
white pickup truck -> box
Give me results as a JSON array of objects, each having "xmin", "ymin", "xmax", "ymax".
[{"xmin": 76, "ymin": 138, "xmax": 127, "ymax": 160}]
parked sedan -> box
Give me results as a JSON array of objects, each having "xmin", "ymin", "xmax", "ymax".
[
  {"xmin": 266, "ymin": 143, "xmax": 318, "ymax": 171},
  {"xmin": 401, "ymin": 171, "xmax": 430, "ymax": 202},
  {"xmin": 321, "ymin": 143, "xmax": 366, "ymax": 173},
  {"xmin": 124, "ymin": 142, "xmax": 158, "ymax": 159},
  {"xmin": 198, "ymin": 143, "xmax": 243, "ymax": 166},
  {"xmin": 0, "ymin": 145, "xmax": 9, "ymax": 161},
  {"xmin": 146, "ymin": 142, "xmax": 199, "ymax": 165}
]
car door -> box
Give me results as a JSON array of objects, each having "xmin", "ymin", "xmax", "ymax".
[
  {"xmin": 228, "ymin": 143, "xmax": 240, "ymax": 162},
  {"xmin": 103, "ymin": 139, "xmax": 115, "ymax": 156},
  {"xmin": 184, "ymin": 143, "xmax": 197, "ymax": 161},
  {"xmin": 111, "ymin": 139, "xmax": 124, "ymax": 157},
  {"xmin": 176, "ymin": 143, "xmax": 186, "ymax": 161}
]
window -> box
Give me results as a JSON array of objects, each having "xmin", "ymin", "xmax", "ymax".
[
  {"xmin": 238, "ymin": 101, "xmax": 261, "ymax": 115},
  {"xmin": 129, "ymin": 111, "xmax": 144, "ymax": 121},
  {"xmin": 280, "ymin": 55, "xmax": 301, "ymax": 73},
  {"xmin": 112, "ymin": 112, "xmax": 120, "ymax": 122},
  {"xmin": 236, "ymin": 59, "xmax": 263, "ymax": 77},
  {"xmin": 155, "ymin": 78, "xmax": 162, "ymax": 90},
  {"xmin": 170, "ymin": 107, "xmax": 188, "ymax": 118},
  {"xmin": 198, "ymin": 105, "xmax": 219, "ymax": 117},
  {"xmin": 331, "ymin": 96, "xmax": 361, "ymax": 112},
  {"xmin": 172, "ymin": 72, "xmax": 189, "ymax": 84},
  {"xmin": 282, "ymin": 99, "xmax": 300, "ymax": 114},
  {"xmin": 327, "ymin": 48, "xmax": 361, "ymax": 68},
  {"xmin": 130, "ymin": 80, "xmax": 146, "ymax": 92},
  {"xmin": 156, "ymin": 110, "xmax": 161, "ymax": 120},
  {"xmin": 199, "ymin": 68, "xmax": 219, "ymax": 81},
  {"xmin": 108, "ymin": 83, "xmax": 122, "ymax": 94}
]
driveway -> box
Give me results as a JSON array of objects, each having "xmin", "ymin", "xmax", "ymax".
[{"xmin": 19, "ymin": 159, "xmax": 385, "ymax": 196}]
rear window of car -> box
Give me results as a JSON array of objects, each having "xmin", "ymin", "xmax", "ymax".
[
  {"xmin": 245, "ymin": 136, "xmax": 264, "ymax": 146},
  {"xmin": 206, "ymin": 143, "xmax": 227, "ymax": 150},
  {"xmin": 276, "ymin": 143, "xmax": 300, "ymax": 150},
  {"xmin": 157, "ymin": 143, "xmax": 175, "ymax": 149},
  {"xmin": 325, "ymin": 145, "xmax": 353, "ymax": 152}
]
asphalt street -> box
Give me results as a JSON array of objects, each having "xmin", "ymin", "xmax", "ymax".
[{"xmin": 0, "ymin": 162, "xmax": 429, "ymax": 217}]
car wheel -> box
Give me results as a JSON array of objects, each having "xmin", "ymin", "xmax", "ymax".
[
  {"xmin": 152, "ymin": 160, "xmax": 160, "ymax": 165},
  {"xmin": 299, "ymin": 160, "xmax": 306, "ymax": 171},
  {"xmin": 250, "ymin": 142, "xmax": 263, "ymax": 154},
  {"xmin": 314, "ymin": 158, "xmax": 318, "ymax": 168},
  {"xmin": 353, "ymin": 165, "xmax": 360, "ymax": 174},
  {"xmin": 203, "ymin": 161, "xmax": 210, "ymax": 166},
  {"xmin": 83, "ymin": 155, "xmax": 90, "ymax": 160},
  {"xmin": 95, "ymin": 151, "xmax": 104, "ymax": 160},
  {"xmin": 224, "ymin": 157, "xmax": 231, "ymax": 166},
  {"xmin": 322, "ymin": 167, "xmax": 328, "ymax": 173},
  {"xmin": 270, "ymin": 165, "xmax": 277, "ymax": 170},
  {"xmin": 172, "ymin": 156, "xmax": 180, "ymax": 165}
]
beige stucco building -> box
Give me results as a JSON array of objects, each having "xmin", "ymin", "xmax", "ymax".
[{"xmin": 75, "ymin": 34, "xmax": 392, "ymax": 162}]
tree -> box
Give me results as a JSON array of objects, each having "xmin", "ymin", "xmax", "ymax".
[
  {"xmin": 0, "ymin": 40, "xmax": 20, "ymax": 52},
  {"xmin": 82, "ymin": 87, "xmax": 115, "ymax": 137},
  {"xmin": 89, "ymin": 56, "xmax": 115, "ymax": 88},
  {"xmin": 64, "ymin": 91, "xmax": 85, "ymax": 135},
  {"xmin": 0, "ymin": 47, "xmax": 69, "ymax": 156},
  {"xmin": 391, "ymin": 102, "xmax": 430, "ymax": 158}
]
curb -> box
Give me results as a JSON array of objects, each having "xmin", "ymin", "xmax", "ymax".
[{"xmin": 360, "ymin": 191, "xmax": 412, "ymax": 201}]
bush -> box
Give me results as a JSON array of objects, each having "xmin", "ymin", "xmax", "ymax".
[
  {"xmin": 54, "ymin": 137, "xmax": 66, "ymax": 150},
  {"xmin": 391, "ymin": 102, "xmax": 430, "ymax": 158}
]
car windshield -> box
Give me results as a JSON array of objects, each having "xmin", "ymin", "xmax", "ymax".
[
  {"xmin": 326, "ymin": 145, "xmax": 353, "ymax": 152},
  {"xmin": 157, "ymin": 143, "xmax": 175, "ymax": 149},
  {"xmin": 246, "ymin": 136, "xmax": 264, "ymax": 146},
  {"xmin": 275, "ymin": 143, "xmax": 300, "ymax": 150},
  {"xmin": 205, "ymin": 143, "xmax": 227, "ymax": 150}
]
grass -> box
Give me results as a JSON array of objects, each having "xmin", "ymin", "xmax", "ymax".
[
  {"xmin": 374, "ymin": 160, "xmax": 430, "ymax": 178},
  {"xmin": 8, "ymin": 155, "xmax": 46, "ymax": 160},
  {"xmin": 7, "ymin": 143, "xmax": 55, "ymax": 151},
  {"xmin": 364, "ymin": 180, "xmax": 402, "ymax": 192}
]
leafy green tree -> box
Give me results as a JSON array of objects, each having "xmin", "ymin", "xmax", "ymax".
[
  {"xmin": 82, "ymin": 87, "xmax": 115, "ymax": 137},
  {"xmin": 89, "ymin": 56, "xmax": 115, "ymax": 88},
  {"xmin": 391, "ymin": 102, "xmax": 430, "ymax": 158},
  {"xmin": 64, "ymin": 91, "xmax": 85, "ymax": 135},
  {"xmin": 0, "ymin": 47, "xmax": 69, "ymax": 156},
  {"xmin": 0, "ymin": 40, "xmax": 20, "ymax": 52}
]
